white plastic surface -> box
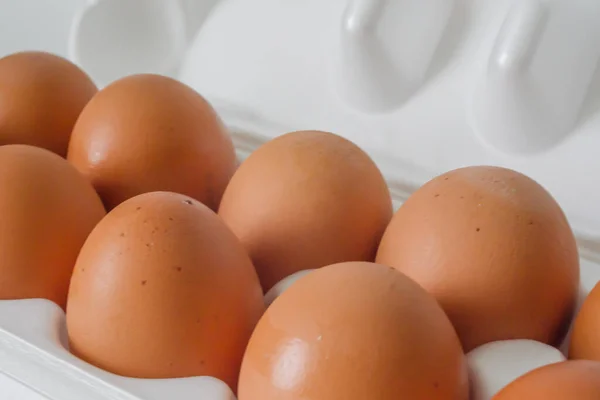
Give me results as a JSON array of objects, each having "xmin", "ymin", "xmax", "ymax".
[
  {"xmin": 0, "ymin": 373, "xmax": 49, "ymax": 400},
  {"xmin": 470, "ymin": 0, "xmax": 600, "ymax": 154},
  {"xmin": 333, "ymin": 0, "xmax": 454, "ymax": 112},
  {"xmin": 467, "ymin": 340, "xmax": 566, "ymax": 400},
  {"xmin": 0, "ymin": 0, "xmax": 82, "ymax": 58},
  {"xmin": 68, "ymin": 0, "xmax": 220, "ymax": 88},
  {"xmin": 68, "ymin": 0, "xmax": 187, "ymax": 88},
  {"xmin": 3, "ymin": 0, "xmax": 600, "ymax": 399}
]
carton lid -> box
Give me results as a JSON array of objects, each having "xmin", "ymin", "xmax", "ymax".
[{"xmin": 180, "ymin": 0, "xmax": 600, "ymax": 255}]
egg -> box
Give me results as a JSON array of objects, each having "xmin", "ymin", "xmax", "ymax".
[
  {"xmin": 218, "ymin": 130, "xmax": 393, "ymax": 292},
  {"xmin": 263, "ymin": 269, "xmax": 314, "ymax": 307},
  {"xmin": 0, "ymin": 51, "xmax": 97, "ymax": 156},
  {"xmin": 569, "ymin": 282, "xmax": 600, "ymax": 360},
  {"xmin": 66, "ymin": 191, "xmax": 264, "ymax": 391},
  {"xmin": 376, "ymin": 166, "xmax": 579, "ymax": 351},
  {"xmin": 0, "ymin": 144, "xmax": 105, "ymax": 308},
  {"xmin": 467, "ymin": 340, "xmax": 566, "ymax": 400},
  {"xmin": 492, "ymin": 360, "xmax": 600, "ymax": 399},
  {"xmin": 238, "ymin": 262, "xmax": 469, "ymax": 400},
  {"xmin": 67, "ymin": 74, "xmax": 236, "ymax": 211}
]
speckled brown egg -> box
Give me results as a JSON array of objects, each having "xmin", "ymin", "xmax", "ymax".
[
  {"xmin": 493, "ymin": 361, "xmax": 600, "ymax": 399},
  {"xmin": 218, "ymin": 130, "xmax": 393, "ymax": 292},
  {"xmin": 569, "ymin": 282, "xmax": 600, "ymax": 361},
  {"xmin": 238, "ymin": 262, "xmax": 469, "ymax": 400},
  {"xmin": 0, "ymin": 144, "xmax": 105, "ymax": 308},
  {"xmin": 0, "ymin": 51, "xmax": 97, "ymax": 156},
  {"xmin": 376, "ymin": 166, "xmax": 579, "ymax": 352},
  {"xmin": 67, "ymin": 74, "xmax": 236, "ymax": 211},
  {"xmin": 66, "ymin": 191, "xmax": 265, "ymax": 392}
]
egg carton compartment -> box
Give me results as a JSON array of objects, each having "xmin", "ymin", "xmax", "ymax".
[
  {"xmin": 470, "ymin": 0, "xmax": 600, "ymax": 154},
  {"xmin": 0, "ymin": 240, "xmax": 315, "ymax": 400},
  {"xmin": 67, "ymin": 0, "xmax": 224, "ymax": 88},
  {"xmin": 0, "ymin": 0, "xmax": 221, "ymax": 88},
  {"xmin": 333, "ymin": 0, "xmax": 454, "ymax": 113},
  {"xmin": 0, "ymin": 300, "xmax": 236, "ymax": 400}
]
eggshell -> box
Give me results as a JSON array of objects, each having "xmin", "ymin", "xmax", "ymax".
[
  {"xmin": 238, "ymin": 262, "xmax": 469, "ymax": 400},
  {"xmin": 468, "ymin": 340, "xmax": 566, "ymax": 400},
  {"xmin": 559, "ymin": 258, "xmax": 600, "ymax": 356},
  {"xmin": 493, "ymin": 360, "xmax": 600, "ymax": 399},
  {"xmin": 263, "ymin": 269, "xmax": 314, "ymax": 307},
  {"xmin": 559, "ymin": 280, "xmax": 589, "ymax": 356},
  {"xmin": 0, "ymin": 145, "xmax": 105, "ymax": 308},
  {"xmin": 218, "ymin": 130, "xmax": 393, "ymax": 292},
  {"xmin": 569, "ymin": 282, "xmax": 600, "ymax": 360},
  {"xmin": 66, "ymin": 192, "xmax": 264, "ymax": 391},
  {"xmin": 376, "ymin": 166, "xmax": 580, "ymax": 351},
  {"xmin": 67, "ymin": 74, "xmax": 236, "ymax": 211},
  {"xmin": 0, "ymin": 51, "xmax": 97, "ymax": 156}
]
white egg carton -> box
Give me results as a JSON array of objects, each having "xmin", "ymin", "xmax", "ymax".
[{"xmin": 2, "ymin": 0, "xmax": 600, "ymax": 399}]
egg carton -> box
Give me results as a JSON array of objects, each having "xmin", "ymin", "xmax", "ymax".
[{"xmin": 2, "ymin": 0, "xmax": 600, "ymax": 399}]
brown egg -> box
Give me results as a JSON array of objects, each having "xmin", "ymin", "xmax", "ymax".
[
  {"xmin": 67, "ymin": 74, "xmax": 236, "ymax": 211},
  {"xmin": 493, "ymin": 360, "xmax": 600, "ymax": 399},
  {"xmin": 376, "ymin": 166, "xmax": 579, "ymax": 352},
  {"xmin": 0, "ymin": 51, "xmax": 97, "ymax": 156},
  {"xmin": 569, "ymin": 282, "xmax": 600, "ymax": 360},
  {"xmin": 238, "ymin": 262, "xmax": 469, "ymax": 400},
  {"xmin": 218, "ymin": 130, "xmax": 393, "ymax": 292},
  {"xmin": 66, "ymin": 191, "xmax": 264, "ymax": 391},
  {"xmin": 0, "ymin": 144, "xmax": 105, "ymax": 308}
]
